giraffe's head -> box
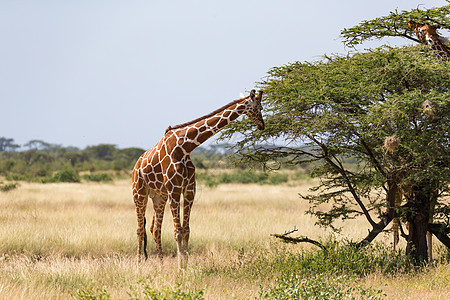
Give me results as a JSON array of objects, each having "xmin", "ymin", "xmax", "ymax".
[
  {"xmin": 245, "ymin": 90, "xmax": 265, "ymax": 130},
  {"xmin": 408, "ymin": 21, "xmax": 440, "ymax": 45}
]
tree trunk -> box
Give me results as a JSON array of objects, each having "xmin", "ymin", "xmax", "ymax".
[
  {"xmin": 406, "ymin": 217, "xmax": 428, "ymax": 262},
  {"xmin": 404, "ymin": 182, "xmax": 433, "ymax": 263}
]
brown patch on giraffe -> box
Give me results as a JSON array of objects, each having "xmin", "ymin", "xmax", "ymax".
[
  {"xmin": 161, "ymin": 156, "xmax": 171, "ymax": 169},
  {"xmin": 206, "ymin": 116, "xmax": 219, "ymax": 127},
  {"xmin": 153, "ymin": 162, "xmax": 162, "ymax": 174},
  {"xmin": 222, "ymin": 110, "xmax": 232, "ymax": 118},
  {"xmin": 171, "ymin": 147, "xmax": 185, "ymax": 161},
  {"xmin": 148, "ymin": 172, "xmax": 156, "ymax": 182},
  {"xmin": 197, "ymin": 131, "xmax": 213, "ymax": 143},
  {"xmin": 182, "ymin": 142, "xmax": 197, "ymax": 153},
  {"xmin": 217, "ymin": 118, "xmax": 228, "ymax": 128}
]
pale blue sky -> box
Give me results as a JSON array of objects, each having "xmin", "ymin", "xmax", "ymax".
[{"xmin": 1, "ymin": 0, "xmax": 448, "ymax": 149}]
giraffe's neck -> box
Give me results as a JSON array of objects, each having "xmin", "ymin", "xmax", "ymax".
[
  {"xmin": 428, "ymin": 37, "xmax": 450, "ymax": 60},
  {"xmin": 171, "ymin": 100, "xmax": 248, "ymax": 154}
]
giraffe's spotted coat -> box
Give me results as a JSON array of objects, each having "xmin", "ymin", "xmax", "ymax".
[{"xmin": 132, "ymin": 90, "xmax": 264, "ymax": 268}]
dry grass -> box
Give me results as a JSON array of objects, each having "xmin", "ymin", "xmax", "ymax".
[{"xmin": 0, "ymin": 180, "xmax": 448, "ymax": 299}]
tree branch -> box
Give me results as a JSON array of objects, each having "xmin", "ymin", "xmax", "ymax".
[
  {"xmin": 428, "ymin": 223, "xmax": 450, "ymax": 249},
  {"xmin": 307, "ymin": 134, "xmax": 378, "ymax": 228},
  {"xmin": 359, "ymin": 138, "xmax": 386, "ymax": 177},
  {"xmin": 356, "ymin": 215, "xmax": 393, "ymax": 248},
  {"xmin": 271, "ymin": 233, "xmax": 327, "ymax": 251}
]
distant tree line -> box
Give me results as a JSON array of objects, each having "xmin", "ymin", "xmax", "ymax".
[{"xmin": 0, "ymin": 137, "xmax": 236, "ymax": 182}]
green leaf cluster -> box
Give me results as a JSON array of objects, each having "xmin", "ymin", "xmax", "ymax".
[{"xmin": 341, "ymin": 3, "xmax": 450, "ymax": 46}]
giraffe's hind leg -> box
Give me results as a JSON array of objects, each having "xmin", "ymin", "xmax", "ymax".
[
  {"xmin": 133, "ymin": 193, "xmax": 148, "ymax": 261},
  {"xmin": 143, "ymin": 217, "xmax": 148, "ymax": 259},
  {"xmin": 132, "ymin": 168, "xmax": 149, "ymax": 262},
  {"xmin": 151, "ymin": 194, "xmax": 167, "ymax": 260}
]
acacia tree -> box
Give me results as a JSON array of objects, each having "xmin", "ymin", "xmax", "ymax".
[
  {"xmin": 341, "ymin": 3, "xmax": 450, "ymax": 260},
  {"xmin": 221, "ymin": 44, "xmax": 449, "ymax": 261}
]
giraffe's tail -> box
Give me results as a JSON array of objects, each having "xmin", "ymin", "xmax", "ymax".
[{"xmin": 143, "ymin": 217, "xmax": 148, "ymax": 260}]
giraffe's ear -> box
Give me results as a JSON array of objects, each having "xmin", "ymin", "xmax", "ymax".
[
  {"xmin": 255, "ymin": 90, "xmax": 263, "ymax": 103},
  {"xmin": 439, "ymin": 35, "xmax": 449, "ymax": 43},
  {"xmin": 239, "ymin": 92, "xmax": 245, "ymax": 99},
  {"xmin": 250, "ymin": 89, "xmax": 256, "ymax": 100}
]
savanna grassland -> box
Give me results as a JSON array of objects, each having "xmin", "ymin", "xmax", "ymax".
[{"xmin": 0, "ymin": 179, "xmax": 449, "ymax": 299}]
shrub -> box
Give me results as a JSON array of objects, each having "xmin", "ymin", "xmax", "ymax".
[
  {"xmin": 0, "ymin": 183, "xmax": 19, "ymax": 192},
  {"xmin": 246, "ymin": 240, "xmax": 415, "ymax": 281},
  {"xmin": 74, "ymin": 281, "xmax": 205, "ymax": 300},
  {"xmin": 128, "ymin": 282, "xmax": 205, "ymax": 300},
  {"xmin": 46, "ymin": 169, "xmax": 80, "ymax": 183},
  {"xmin": 82, "ymin": 173, "xmax": 113, "ymax": 183},
  {"xmin": 74, "ymin": 285, "xmax": 110, "ymax": 300},
  {"xmin": 267, "ymin": 173, "xmax": 289, "ymax": 185},
  {"xmin": 258, "ymin": 273, "xmax": 385, "ymax": 300},
  {"xmin": 5, "ymin": 173, "xmax": 31, "ymax": 181}
]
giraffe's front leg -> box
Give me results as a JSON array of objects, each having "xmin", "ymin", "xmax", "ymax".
[{"xmin": 182, "ymin": 178, "xmax": 196, "ymax": 257}]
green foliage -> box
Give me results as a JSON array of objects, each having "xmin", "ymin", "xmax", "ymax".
[
  {"xmin": 82, "ymin": 173, "xmax": 113, "ymax": 183},
  {"xmin": 196, "ymin": 169, "xmax": 290, "ymax": 187},
  {"xmin": 46, "ymin": 169, "xmax": 81, "ymax": 183},
  {"xmin": 221, "ymin": 44, "xmax": 450, "ymax": 237},
  {"xmin": 340, "ymin": 4, "xmax": 450, "ymax": 47},
  {"xmin": 245, "ymin": 240, "xmax": 416, "ymax": 280},
  {"xmin": 0, "ymin": 182, "xmax": 18, "ymax": 192},
  {"xmin": 128, "ymin": 281, "xmax": 204, "ymax": 300},
  {"xmin": 0, "ymin": 137, "xmax": 19, "ymax": 151},
  {"xmin": 75, "ymin": 281, "xmax": 204, "ymax": 300},
  {"xmin": 258, "ymin": 273, "xmax": 385, "ymax": 300},
  {"xmin": 0, "ymin": 141, "xmax": 145, "ymax": 182},
  {"xmin": 84, "ymin": 144, "xmax": 117, "ymax": 161},
  {"xmin": 74, "ymin": 284, "xmax": 110, "ymax": 300}
]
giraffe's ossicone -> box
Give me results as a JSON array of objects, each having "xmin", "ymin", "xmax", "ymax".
[{"xmin": 132, "ymin": 90, "xmax": 264, "ymax": 269}]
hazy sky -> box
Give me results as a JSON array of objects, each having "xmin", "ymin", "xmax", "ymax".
[{"xmin": 1, "ymin": 0, "xmax": 448, "ymax": 149}]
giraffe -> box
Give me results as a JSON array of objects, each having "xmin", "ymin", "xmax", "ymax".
[{"xmin": 131, "ymin": 90, "xmax": 264, "ymax": 269}]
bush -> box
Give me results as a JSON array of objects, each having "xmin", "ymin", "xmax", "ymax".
[
  {"xmin": 74, "ymin": 281, "xmax": 204, "ymax": 300},
  {"xmin": 197, "ymin": 170, "xmax": 289, "ymax": 186},
  {"xmin": 245, "ymin": 240, "xmax": 416, "ymax": 282},
  {"xmin": 267, "ymin": 173, "xmax": 289, "ymax": 185},
  {"xmin": 82, "ymin": 173, "xmax": 113, "ymax": 183},
  {"xmin": 74, "ymin": 285, "xmax": 110, "ymax": 300},
  {"xmin": 128, "ymin": 282, "xmax": 204, "ymax": 300},
  {"xmin": 258, "ymin": 273, "xmax": 385, "ymax": 300},
  {"xmin": 46, "ymin": 169, "xmax": 80, "ymax": 183},
  {"xmin": 0, "ymin": 183, "xmax": 19, "ymax": 192}
]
